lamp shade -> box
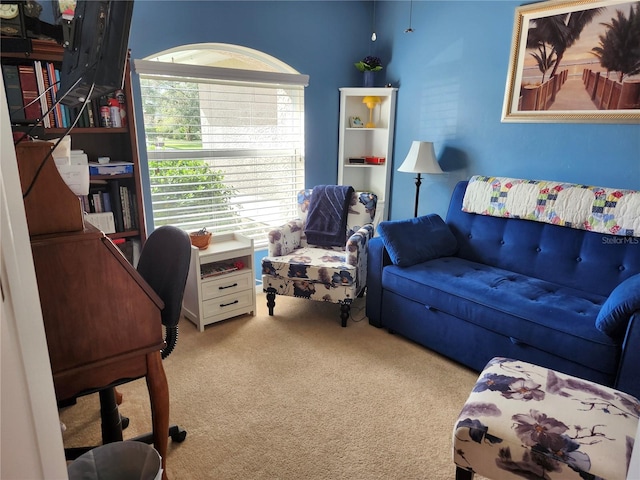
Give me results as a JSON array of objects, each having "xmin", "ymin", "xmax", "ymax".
[
  {"xmin": 362, "ymin": 96, "xmax": 381, "ymax": 108},
  {"xmin": 397, "ymin": 141, "xmax": 444, "ymax": 174}
]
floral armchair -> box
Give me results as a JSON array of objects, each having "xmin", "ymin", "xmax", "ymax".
[{"xmin": 261, "ymin": 188, "xmax": 377, "ymax": 327}]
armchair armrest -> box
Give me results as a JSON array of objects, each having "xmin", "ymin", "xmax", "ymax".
[
  {"xmin": 267, "ymin": 219, "xmax": 303, "ymax": 257},
  {"xmin": 345, "ymin": 224, "xmax": 374, "ymax": 263},
  {"xmin": 345, "ymin": 223, "xmax": 375, "ymax": 294}
]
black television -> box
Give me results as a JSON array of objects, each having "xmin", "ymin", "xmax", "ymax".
[{"xmin": 58, "ymin": 0, "xmax": 134, "ymax": 107}]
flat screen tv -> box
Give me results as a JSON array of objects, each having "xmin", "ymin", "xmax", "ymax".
[{"xmin": 58, "ymin": 0, "xmax": 134, "ymax": 107}]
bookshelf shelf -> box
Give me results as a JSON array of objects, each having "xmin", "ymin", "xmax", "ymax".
[
  {"xmin": 108, "ymin": 230, "xmax": 141, "ymax": 240},
  {"xmin": 48, "ymin": 127, "xmax": 129, "ymax": 135},
  {"xmin": 90, "ymin": 174, "xmax": 135, "ymax": 181},
  {"xmin": 2, "ymin": 39, "xmax": 147, "ymax": 264}
]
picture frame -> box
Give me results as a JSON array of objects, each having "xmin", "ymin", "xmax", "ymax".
[
  {"xmin": 501, "ymin": 0, "xmax": 640, "ymax": 124},
  {"xmin": 349, "ymin": 116, "xmax": 364, "ymax": 128}
]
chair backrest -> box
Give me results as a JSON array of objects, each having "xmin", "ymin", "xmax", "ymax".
[
  {"xmin": 297, "ymin": 188, "xmax": 377, "ymax": 247},
  {"xmin": 136, "ymin": 225, "xmax": 191, "ymax": 357}
]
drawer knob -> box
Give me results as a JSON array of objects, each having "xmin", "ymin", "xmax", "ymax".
[{"xmin": 219, "ymin": 283, "xmax": 238, "ymax": 290}]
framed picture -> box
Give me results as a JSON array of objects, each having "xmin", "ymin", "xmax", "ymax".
[
  {"xmin": 349, "ymin": 116, "xmax": 364, "ymax": 128},
  {"xmin": 502, "ymin": 0, "xmax": 640, "ymax": 124}
]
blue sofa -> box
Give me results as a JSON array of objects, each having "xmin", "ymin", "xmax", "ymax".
[{"xmin": 367, "ymin": 179, "xmax": 640, "ymax": 398}]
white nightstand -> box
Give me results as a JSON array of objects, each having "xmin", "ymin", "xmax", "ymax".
[{"xmin": 182, "ymin": 232, "xmax": 256, "ymax": 331}]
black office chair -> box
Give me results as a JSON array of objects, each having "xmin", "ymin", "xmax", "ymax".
[
  {"xmin": 129, "ymin": 224, "xmax": 192, "ymax": 444},
  {"xmin": 64, "ymin": 225, "xmax": 192, "ymax": 460}
]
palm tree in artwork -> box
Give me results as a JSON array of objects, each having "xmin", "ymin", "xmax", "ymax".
[
  {"xmin": 591, "ymin": 3, "xmax": 640, "ymax": 82},
  {"xmin": 527, "ymin": 7, "xmax": 605, "ymax": 78},
  {"xmin": 530, "ymin": 42, "xmax": 558, "ymax": 83}
]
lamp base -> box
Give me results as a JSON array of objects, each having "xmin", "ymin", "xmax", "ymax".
[{"xmin": 413, "ymin": 173, "xmax": 422, "ymax": 218}]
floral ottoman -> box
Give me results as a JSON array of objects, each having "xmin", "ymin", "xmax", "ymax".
[{"xmin": 453, "ymin": 357, "xmax": 639, "ymax": 480}]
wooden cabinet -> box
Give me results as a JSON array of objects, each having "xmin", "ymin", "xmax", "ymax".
[
  {"xmin": 183, "ymin": 233, "xmax": 256, "ymax": 331},
  {"xmin": 337, "ymin": 87, "xmax": 397, "ymax": 223},
  {"xmin": 1, "ymin": 39, "xmax": 146, "ymax": 261}
]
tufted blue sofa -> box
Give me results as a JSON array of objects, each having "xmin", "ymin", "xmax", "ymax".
[{"xmin": 367, "ymin": 180, "xmax": 640, "ymax": 398}]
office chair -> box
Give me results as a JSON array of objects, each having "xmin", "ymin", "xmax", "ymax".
[{"xmin": 129, "ymin": 224, "xmax": 192, "ymax": 444}]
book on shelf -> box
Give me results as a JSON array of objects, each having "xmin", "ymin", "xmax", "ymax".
[
  {"xmin": 84, "ymin": 212, "xmax": 116, "ymax": 234},
  {"xmin": 2, "ymin": 64, "xmax": 25, "ymax": 122},
  {"xmin": 17, "ymin": 64, "xmax": 40, "ymax": 122},
  {"xmin": 120, "ymin": 185, "xmax": 131, "ymax": 230},
  {"xmin": 2, "ymin": 59, "xmax": 128, "ymax": 129},
  {"xmin": 108, "ymin": 180, "xmax": 125, "ymax": 232}
]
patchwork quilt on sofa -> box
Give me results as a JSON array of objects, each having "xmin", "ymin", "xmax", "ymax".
[{"xmin": 462, "ymin": 175, "xmax": 639, "ymax": 237}]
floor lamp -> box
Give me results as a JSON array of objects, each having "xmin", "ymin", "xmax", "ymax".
[{"xmin": 397, "ymin": 141, "xmax": 444, "ymax": 217}]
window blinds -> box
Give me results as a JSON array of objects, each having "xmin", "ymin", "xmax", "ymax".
[{"xmin": 134, "ymin": 59, "xmax": 306, "ymax": 249}]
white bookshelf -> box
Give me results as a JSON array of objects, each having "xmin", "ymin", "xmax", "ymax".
[{"xmin": 337, "ymin": 87, "xmax": 397, "ymax": 223}]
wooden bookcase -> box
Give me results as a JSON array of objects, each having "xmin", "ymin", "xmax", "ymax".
[{"xmin": 1, "ymin": 39, "xmax": 146, "ymax": 261}]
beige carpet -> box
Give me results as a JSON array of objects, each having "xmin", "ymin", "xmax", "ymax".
[{"xmin": 60, "ymin": 292, "xmax": 481, "ymax": 479}]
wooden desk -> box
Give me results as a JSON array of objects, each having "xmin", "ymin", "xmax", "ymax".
[{"xmin": 30, "ymin": 225, "xmax": 170, "ymax": 477}]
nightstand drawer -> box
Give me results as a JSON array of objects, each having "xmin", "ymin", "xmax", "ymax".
[
  {"xmin": 201, "ymin": 271, "xmax": 252, "ymax": 300},
  {"xmin": 202, "ymin": 289, "xmax": 254, "ymax": 318}
]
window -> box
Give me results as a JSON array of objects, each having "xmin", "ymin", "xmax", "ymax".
[{"xmin": 134, "ymin": 44, "xmax": 308, "ymax": 249}]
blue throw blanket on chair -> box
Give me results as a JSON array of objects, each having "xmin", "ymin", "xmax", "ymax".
[{"xmin": 304, "ymin": 185, "xmax": 354, "ymax": 247}]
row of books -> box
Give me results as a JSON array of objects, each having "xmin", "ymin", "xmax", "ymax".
[
  {"xmin": 2, "ymin": 61, "xmax": 126, "ymax": 129},
  {"xmin": 79, "ymin": 180, "xmax": 138, "ymax": 233}
]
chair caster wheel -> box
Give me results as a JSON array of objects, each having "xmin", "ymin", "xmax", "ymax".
[
  {"xmin": 121, "ymin": 415, "xmax": 130, "ymax": 430},
  {"xmin": 171, "ymin": 428, "xmax": 187, "ymax": 442}
]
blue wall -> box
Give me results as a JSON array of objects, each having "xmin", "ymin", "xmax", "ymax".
[
  {"xmin": 376, "ymin": 1, "xmax": 640, "ymax": 220},
  {"xmin": 128, "ymin": 0, "xmax": 639, "ymax": 223}
]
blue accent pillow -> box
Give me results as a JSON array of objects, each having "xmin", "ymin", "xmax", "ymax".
[
  {"xmin": 377, "ymin": 214, "xmax": 458, "ymax": 267},
  {"xmin": 596, "ymin": 273, "xmax": 640, "ymax": 338}
]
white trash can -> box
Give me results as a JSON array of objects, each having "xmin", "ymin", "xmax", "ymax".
[{"xmin": 67, "ymin": 441, "xmax": 162, "ymax": 480}]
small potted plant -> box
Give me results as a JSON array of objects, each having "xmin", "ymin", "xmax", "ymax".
[{"xmin": 354, "ymin": 56, "xmax": 383, "ymax": 87}]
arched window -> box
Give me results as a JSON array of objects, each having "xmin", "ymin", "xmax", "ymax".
[{"xmin": 134, "ymin": 44, "xmax": 308, "ymax": 248}]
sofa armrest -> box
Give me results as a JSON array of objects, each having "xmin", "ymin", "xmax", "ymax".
[
  {"xmin": 366, "ymin": 236, "xmax": 393, "ymax": 327},
  {"xmin": 596, "ymin": 273, "xmax": 640, "ymax": 338},
  {"xmin": 614, "ymin": 312, "xmax": 640, "ymax": 400},
  {"xmin": 267, "ymin": 219, "xmax": 303, "ymax": 257}
]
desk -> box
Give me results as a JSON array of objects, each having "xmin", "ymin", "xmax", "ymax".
[{"xmin": 30, "ymin": 226, "xmax": 169, "ymax": 478}]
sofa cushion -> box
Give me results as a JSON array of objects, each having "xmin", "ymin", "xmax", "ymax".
[
  {"xmin": 377, "ymin": 214, "xmax": 458, "ymax": 267},
  {"xmin": 596, "ymin": 273, "xmax": 640, "ymax": 338},
  {"xmin": 380, "ymin": 257, "xmax": 618, "ymax": 375}
]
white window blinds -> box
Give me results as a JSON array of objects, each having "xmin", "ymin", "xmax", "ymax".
[{"xmin": 134, "ymin": 59, "xmax": 307, "ymax": 249}]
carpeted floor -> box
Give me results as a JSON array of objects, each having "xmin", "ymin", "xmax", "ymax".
[{"xmin": 60, "ymin": 292, "xmax": 481, "ymax": 479}]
